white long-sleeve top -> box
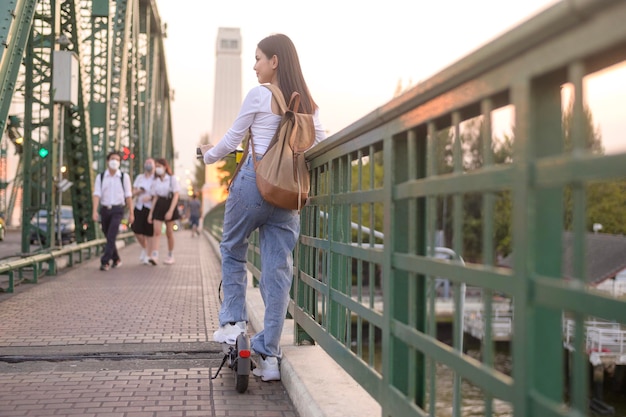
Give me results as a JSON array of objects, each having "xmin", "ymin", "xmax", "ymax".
[{"xmin": 203, "ymin": 85, "xmax": 326, "ymax": 164}]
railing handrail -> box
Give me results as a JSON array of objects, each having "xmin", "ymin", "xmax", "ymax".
[{"xmin": 0, "ymin": 232, "xmax": 134, "ymax": 292}]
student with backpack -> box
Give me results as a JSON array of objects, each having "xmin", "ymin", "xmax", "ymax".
[
  {"xmin": 92, "ymin": 151, "xmax": 134, "ymax": 271},
  {"xmin": 200, "ymin": 33, "xmax": 326, "ymax": 382}
]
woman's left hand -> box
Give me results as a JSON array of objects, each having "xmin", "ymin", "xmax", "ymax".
[{"xmin": 165, "ymin": 211, "xmax": 172, "ymax": 221}]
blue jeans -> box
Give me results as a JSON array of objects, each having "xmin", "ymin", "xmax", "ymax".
[{"xmin": 219, "ymin": 155, "xmax": 300, "ymax": 358}]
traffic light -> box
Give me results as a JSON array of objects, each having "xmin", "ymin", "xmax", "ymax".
[
  {"xmin": 38, "ymin": 147, "xmax": 49, "ymax": 158},
  {"xmin": 122, "ymin": 146, "xmax": 134, "ymax": 160}
]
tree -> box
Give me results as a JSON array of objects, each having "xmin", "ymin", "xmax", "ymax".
[
  {"xmin": 585, "ymin": 180, "xmax": 626, "ymax": 235},
  {"xmin": 561, "ymin": 99, "xmax": 626, "ymax": 234},
  {"xmin": 350, "ymin": 153, "xmax": 385, "ymax": 244},
  {"xmin": 193, "ymin": 133, "xmax": 209, "ymax": 194},
  {"xmin": 214, "ymin": 136, "xmax": 247, "ymax": 188}
]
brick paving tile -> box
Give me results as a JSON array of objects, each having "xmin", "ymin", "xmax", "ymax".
[{"xmin": 0, "ymin": 233, "xmax": 300, "ymax": 417}]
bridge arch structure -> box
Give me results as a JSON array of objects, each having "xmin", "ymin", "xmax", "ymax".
[{"xmin": 0, "ymin": 0, "xmax": 173, "ymax": 252}]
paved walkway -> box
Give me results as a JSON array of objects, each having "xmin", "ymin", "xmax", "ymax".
[
  {"xmin": 0, "ymin": 231, "xmax": 298, "ymax": 417},
  {"xmin": 0, "ymin": 229, "xmax": 379, "ymax": 417}
]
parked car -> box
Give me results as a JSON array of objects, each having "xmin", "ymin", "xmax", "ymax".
[{"xmin": 30, "ymin": 205, "xmax": 76, "ymax": 245}]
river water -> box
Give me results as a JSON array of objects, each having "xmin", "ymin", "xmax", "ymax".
[
  {"xmin": 357, "ymin": 339, "xmax": 626, "ymax": 416},
  {"xmin": 427, "ymin": 348, "xmax": 513, "ymax": 417}
]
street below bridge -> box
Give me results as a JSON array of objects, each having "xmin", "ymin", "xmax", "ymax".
[
  {"xmin": 0, "ymin": 229, "xmax": 31, "ymax": 260},
  {"xmin": 0, "ymin": 228, "xmax": 84, "ymax": 261}
]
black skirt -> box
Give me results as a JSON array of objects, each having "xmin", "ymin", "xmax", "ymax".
[
  {"xmin": 152, "ymin": 196, "xmax": 181, "ymax": 221},
  {"xmin": 131, "ymin": 206, "xmax": 154, "ymax": 235}
]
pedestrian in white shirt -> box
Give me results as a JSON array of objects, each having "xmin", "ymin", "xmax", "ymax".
[
  {"xmin": 131, "ymin": 157, "xmax": 155, "ymax": 264},
  {"xmin": 147, "ymin": 158, "xmax": 180, "ymax": 265},
  {"xmin": 92, "ymin": 151, "xmax": 134, "ymax": 271}
]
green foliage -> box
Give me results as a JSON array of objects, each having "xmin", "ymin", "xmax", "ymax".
[
  {"xmin": 586, "ymin": 180, "xmax": 626, "ymax": 235},
  {"xmin": 350, "ymin": 154, "xmax": 385, "ymax": 244},
  {"xmin": 562, "ymin": 100, "xmax": 603, "ymax": 153},
  {"xmin": 193, "ymin": 133, "xmax": 209, "ymax": 193},
  {"xmin": 218, "ymin": 156, "xmax": 239, "ymax": 187},
  {"xmin": 561, "ymin": 100, "xmax": 626, "ymax": 235},
  {"xmin": 564, "ymin": 180, "xmax": 626, "ymax": 235},
  {"xmin": 216, "ymin": 134, "xmax": 249, "ymax": 188},
  {"xmin": 494, "ymin": 190, "xmax": 513, "ymax": 257}
]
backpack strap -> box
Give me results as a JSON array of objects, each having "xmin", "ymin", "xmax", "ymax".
[
  {"xmin": 235, "ymin": 85, "xmax": 295, "ymax": 184},
  {"xmin": 229, "ymin": 132, "xmax": 250, "ymax": 190},
  {"xmin": 100, "ymin": 171, "xmax": 125, "ymax": 193},
  {"xmin": 262, "ymin": 84, "xmax": 287, "ymax": 114},
  {"xmin": 250, "ymin": 84, "xmax": 292, "ymax": 163},
  {"xmin": 263, "ymin": 83, "xmax": 302, "ymax": 114}
]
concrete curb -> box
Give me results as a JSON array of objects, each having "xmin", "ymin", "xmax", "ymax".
[{"xmin": 205, "ymin": 231, "xmax": 380, "ymax": 417}]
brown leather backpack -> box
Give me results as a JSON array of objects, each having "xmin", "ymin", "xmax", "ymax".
[{"xmin": 247, "ymin": 84, "xmax": 316, "ymax": 211}]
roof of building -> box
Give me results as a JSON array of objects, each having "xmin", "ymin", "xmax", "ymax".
[{"xmin": 499, "ymin": 232, "xmax": 626, "ymax": 285}]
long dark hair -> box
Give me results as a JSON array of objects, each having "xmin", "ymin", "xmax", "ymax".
[{"xmin": 257, "ymin": 34, "xmax": 317, "ymax": 115}]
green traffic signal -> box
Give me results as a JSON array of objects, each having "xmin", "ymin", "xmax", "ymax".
[{"xmin": 39, "ymin": 147, "xmax": 49, "ymax": 158}]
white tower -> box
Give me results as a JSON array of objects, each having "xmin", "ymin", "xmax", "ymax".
[{"xmin": 203, "ymin": 27, "xmax": 242, "ymax": 211}]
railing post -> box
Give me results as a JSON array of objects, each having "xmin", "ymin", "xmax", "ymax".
[
  {"xmin": 528, "ymin": 71, "xmax": 567, "ymax": 408},
  {"xmin": 382, "ymin": 129, "xmax": 428, "ymax": 414},
  {"xmin": 328, "ymin": 156, "xmax": 350, "ymax": 343},
  {"xmin": 293, "ymin": 199, "xmax": 315, "ymax": 344}
]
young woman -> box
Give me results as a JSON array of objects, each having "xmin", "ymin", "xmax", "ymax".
[
  {"xmin": 131, "ymin": 157, "xmax": 155, "ymax": 264},
  {"xmin": 147, "ymin": 158, "xmax": 180, "ymax": 265},
  {"xmin": 201, "ymin": 34, "xmax": 326, "ymax": 381}
]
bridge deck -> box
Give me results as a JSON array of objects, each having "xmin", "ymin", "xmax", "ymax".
[{"xmin": 0, "ymin": 232, "xmax": 376, "ymax": 417}]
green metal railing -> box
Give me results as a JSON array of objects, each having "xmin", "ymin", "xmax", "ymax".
[
  {"xmin": 0, "ymin": 231, "xmax": 134, "ymax": 293},
  {"xmin": 223, "ymin": 1, "xmax": 626, "ymax": 416},
  {"xmin": 203, "ymin": 203, "xmax": 225, "ymax": 241}
]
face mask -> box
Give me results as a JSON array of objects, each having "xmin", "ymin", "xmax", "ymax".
[
  {"xmin": 144, "ymin": 163, "xmax": 154, "ymax": 172},
  {"xmin": 108, "ymin": 159, "xmax": 120, "ymax": 170},
  {"xmin": 155, "ymin": 167, "xmax": 165, "ymax": 176}
]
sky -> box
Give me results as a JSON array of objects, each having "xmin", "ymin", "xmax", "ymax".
[{"xmin": 155, "ymin": 0, "xmax": 624, "ymax": 176}]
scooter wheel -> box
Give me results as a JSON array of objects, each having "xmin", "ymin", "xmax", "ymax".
[
  {"xmin": 235, "ymin": 374, "xmax": 249, "ymax": 393},
  {"xmin": 234, "ymin": 333, "xmax": 251, "ymax": 393}
]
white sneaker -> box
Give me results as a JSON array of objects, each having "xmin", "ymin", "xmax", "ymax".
[
  {"xmin": 140, "ymin": 251, "xmax": 151, "ymax": 265},
  {"xmin": 213, "ymin": 321, "xmax": 247, "ymax": 344},
  {"xmin": 252, "ymin": 356, "xmax": 280, "ymax": 381},
  {"xmin": 164, "ymin": 255, "xmax": 175, "ymax": 265}
]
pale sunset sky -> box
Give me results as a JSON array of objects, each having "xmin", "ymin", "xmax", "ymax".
[{"xmin": 155, "ymin": 0, "xmax": 625, "ymax": 175}]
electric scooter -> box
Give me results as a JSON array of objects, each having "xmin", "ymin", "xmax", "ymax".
[{"xmin": 210, "ymin": 331, "xmax": 254, "ymax": 393}]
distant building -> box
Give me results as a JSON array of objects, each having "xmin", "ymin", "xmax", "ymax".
[
  {"xmin": 203, "ymin": 27, "xmax": 242, "ymax": 213},
  {"xmin": 499, "ymin": 231, "xmax": 626, "ymax": 296}
]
